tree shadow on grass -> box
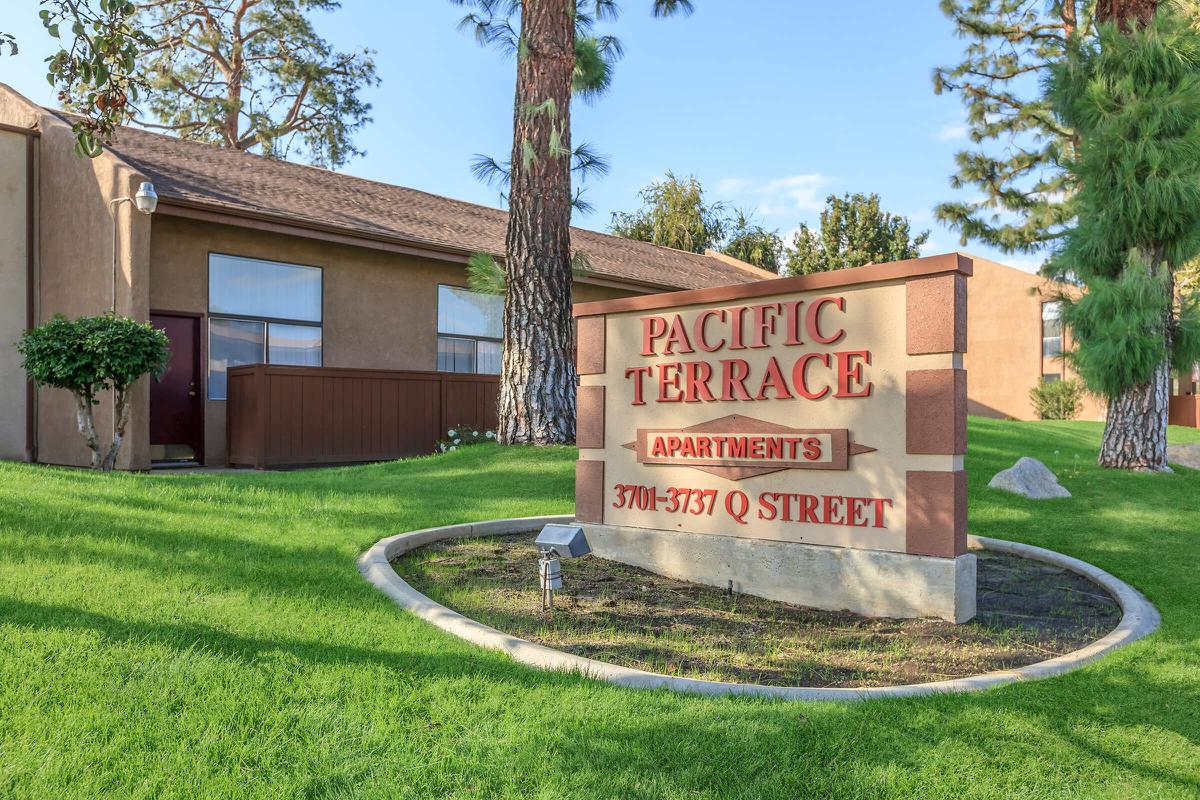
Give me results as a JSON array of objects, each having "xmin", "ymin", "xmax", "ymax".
[
  {"xmin": 0, "ymin": 499, "xmax": 377, "ymax": 612},
  {"xmin": 2, "ymin": 438, "xmax": 1198, "ymax": 797},
  {"xmin": 0, "ymin": 450, "xmax": 572, "ymax": 613},
  {"xmin": 522, "ymin": 664, "xmax": 1200, "ymax": 798},
  {"xmin": 0, "ymin": 594, "xmax": 574, "ymax": 694},
  {"xmin": 6, "ymin": 594, "xmax": 1194, "ymax": 797}
]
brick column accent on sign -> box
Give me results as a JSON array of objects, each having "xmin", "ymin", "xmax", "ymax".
[
  {"xmin": 906, "ymin": 369, "xmax": 967, "ymax": 455},
  {"xmin": 906, "ymin": 273, "xmax": 967, "ymax": 355},
  {"xmin": 906, "ymin": 470, "xmax": 967, "ymax": 557},
  {"xmin": 575, "ymin": 460, "xmax": 605, "ymax": 523},
  {"xmin": 904, "ymin": 269, "xmax": 969, "ymax": 559},
  {"xmin": 577, "ymin": 315, "xmax": 606, "ymax": 375},
  {"xmin": 576, "ymin": 386, "xmax": 605, "ymax": 449}
]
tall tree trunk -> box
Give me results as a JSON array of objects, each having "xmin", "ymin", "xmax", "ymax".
[
  {"xmin": 1099, "ymin": 249, "xmax": 1173, "ymax": 470},
  {"xmin": 498, "ymin": 0, "xmax": 577, "ymax": 445},
  {"xmin": 1096, "ymin": 0, "xmax": 1159, "ymax": 30},
  {"xmin": 1062, "ymin": 1, "xmax": 1078, "ymax": 37},
  {"xmin": 1099, "ymin": 360, "xmax": 1170, "ymax": 470}
]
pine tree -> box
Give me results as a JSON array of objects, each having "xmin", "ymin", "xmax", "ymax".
[
  {"xmin": 136, "ymin": 0, "xmax": 378, "ymax": 168},
  {"xmin": 1048, "ymin": 2, "xmax": 1200, "ymax": 469},
  {"xmin": 452, "ymin": 0, "xmax": 694, "ymax": 445},
  {"xmin": 933, "ymin": 1, "xmax": 1093, "ymax": 257}
]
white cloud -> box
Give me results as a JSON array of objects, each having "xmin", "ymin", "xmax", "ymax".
[
  {"xmin": 920, "ymin": 238, "xmax": 952, "ymax": 256},
  {"xmin": 937, "ymin": 123, "xmax": 968, "ymax": 142},
  {"xmin": 714, "ymin": 177, "xmax": 752, "ymax": 195},
  {"xmin": 716, "ymin": 173, "xmax": 831, "ymax": 221}
]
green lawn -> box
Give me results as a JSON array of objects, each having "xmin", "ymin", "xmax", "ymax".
[{"xmin": 0, "ymin": 419, "xmax": 1198, "ymax": 799}]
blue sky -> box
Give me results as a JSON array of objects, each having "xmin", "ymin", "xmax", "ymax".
[{"xmin": 0, "ymin": 1, "xmax": 1041, "ymax": 272}]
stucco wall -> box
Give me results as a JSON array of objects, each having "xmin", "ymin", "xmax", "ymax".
[
  {"xmin": 148, "ymin": 215, "xmax": 640, "ymax": 464},
  {"xmin": 0, "ymin": 84, "xmax": 156, "ymax": 469},
  {"xmin": 965, "ymin": 257, "xmax": 1106, "ymax": 421},
  {"xmin": 0, "ymin": 129, "xmax": 30, "ymax": 461},
  {"xmin": 27, "ymin": 109, "xmax": 153, "ymax": 469}
]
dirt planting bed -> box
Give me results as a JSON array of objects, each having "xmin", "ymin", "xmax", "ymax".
[{"xmin": 392, "ymin": 533, "xmax": 1121, "ymax": 688}]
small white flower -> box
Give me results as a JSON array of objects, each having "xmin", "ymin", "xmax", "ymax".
[
  {"xmin": 486, "ymin": 431, "xmax": 496, "ymax": 439},
  {"xmin": 449, "ymin": 445, "xmax": 457, "ymax": 451},
  {"xmin": 454, "ymin": 438, "xmax": 461, "ymax": 444},
  {"xmin": 447, "ymin": 429, "xmax": 457, "ymax": 437}
]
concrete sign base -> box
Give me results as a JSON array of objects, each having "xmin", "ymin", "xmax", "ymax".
[{"xmin": 581, "ymin": 522, "xmax": 977, "ymax": 623}]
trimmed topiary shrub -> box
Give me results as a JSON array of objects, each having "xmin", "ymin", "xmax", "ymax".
[{"xmin": 19, "ymin": 313, "xmax": 169, "ymax": 471}]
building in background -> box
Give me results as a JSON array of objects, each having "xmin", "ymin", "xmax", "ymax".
[
  {"xmin": 0, "ymin": 84, "xmax": 772, "ymax": 469},
  {"xmin": 1170, "ymin": 364, "xmax": 1199, "ymax": 427},
  {"xmin": 963, "ymin": 257, "xmax": 1107, "ymax": 422},
  {"xmin": 0, "ymin": 84, "xmax": 1178, "ymax": 470}
]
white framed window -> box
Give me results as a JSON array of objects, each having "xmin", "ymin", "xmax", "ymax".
[
  {"xmin": 208, "ymin": 254, "xmax": 324, "ymax": 399},
  {"xmin": 436, "ymin": 285, "xmax": 502, "ymax": 374},
  {"xmin": 1041, "ymin": 301, "xmax": 1063, "ymax": 362},
  {"xmin": 210, "ymin": 254, "xmax": 322, "ymax": 321}
]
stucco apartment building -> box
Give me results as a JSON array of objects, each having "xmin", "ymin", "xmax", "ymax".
[{"xmin": 0, "ymin": 84, "xmax": 1101, "ymax": 470}]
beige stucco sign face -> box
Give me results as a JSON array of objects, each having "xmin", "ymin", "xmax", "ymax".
[{"xmin": 573, "ymin": 254, "xmax": 972, "ymax": 561}]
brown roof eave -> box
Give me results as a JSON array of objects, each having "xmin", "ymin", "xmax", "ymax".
[
  {"xmin": 155, "ymin": 196, "xmax": 690, "ymax": 293},
  {"xmin": 156, "ymin": 196, "xmax": 479, "ymax": 264},
  {"xmin": 0, "ymin": 121, "xmax": 40, "ymax": 137}
]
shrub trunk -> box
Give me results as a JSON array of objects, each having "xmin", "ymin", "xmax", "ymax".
[
  {"xmin": 73, "ymin": 388, "xmax": 132, "ymax": 472},
  {"xmin": 73, "ymin": 394, "xmax": 103, "ymax": 470}
]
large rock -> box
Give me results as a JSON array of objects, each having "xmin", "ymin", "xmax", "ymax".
[
  {"xmin": 1168, "ymin": 444, "xmax": 1200, "ymax": 470},
  {"xmin": 988, "ymin": 457, "xmax": 1072, "ymax": 499}
]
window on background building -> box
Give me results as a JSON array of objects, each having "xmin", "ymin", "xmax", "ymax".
[
  {"xmin": 208, "ymin": 254, "xmax": 323, "ymax": 400},
  {"xmin": 1041, "ymin": 301, "xmax": 1063, "ymax": 370},
  {"xmin": 437, "ymin": 285, "xmax": 502, "ymax": 374}
]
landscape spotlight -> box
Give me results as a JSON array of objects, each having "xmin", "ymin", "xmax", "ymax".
[
  {"xmin": 535, "ymin": 524, "xmax": 591, "ymax": 558},
  {"xmin": 534, "ymin": 524, "xmax": 591, "ymax": 611}
]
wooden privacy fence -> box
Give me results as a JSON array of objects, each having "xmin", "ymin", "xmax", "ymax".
[
  {"xmin": 227, "ymin": 365, "xmax": 500, "ymax": 468},
  {"xmin": 1169, "ymin": 394, "xmax": 1200, "ymax": 428}
]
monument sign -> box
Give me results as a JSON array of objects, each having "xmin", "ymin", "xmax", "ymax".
[{"xmin": 573, "ymin": 253, "xmax": 975, "ymax": 622}]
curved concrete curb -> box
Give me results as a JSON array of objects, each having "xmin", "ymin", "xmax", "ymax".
[{"xmin": 358, "ymin": 517, "xmax": 1161, "ymax": 701}]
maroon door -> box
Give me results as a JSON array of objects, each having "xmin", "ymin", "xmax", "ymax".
[{"xmin": 150, "ymin": 314, "xmax": 204, "ymax": 463}]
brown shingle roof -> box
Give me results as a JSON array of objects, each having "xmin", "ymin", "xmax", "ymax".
[{"xmin": 66, "ymin": 114, "xmax": 766, "ymax": 291}]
